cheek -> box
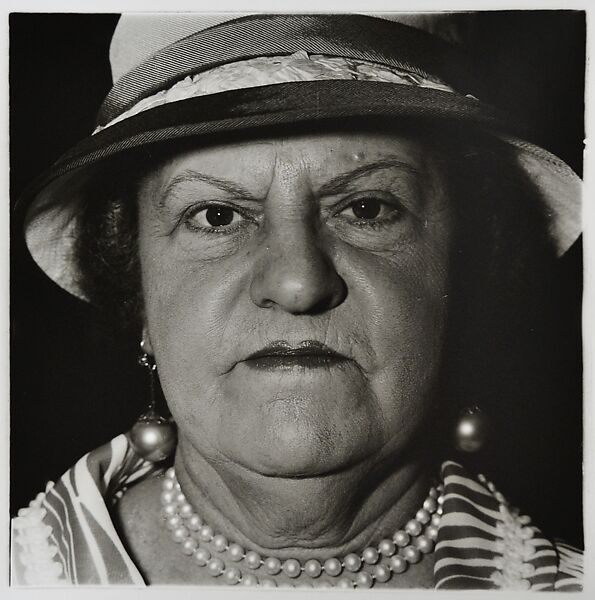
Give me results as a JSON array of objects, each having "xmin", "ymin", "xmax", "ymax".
[
  {"xmin": 337, "ymin": 224, "xmax": 451, "ymax": 430},
  {"xmin": 373, "ymin": 245, "xmax": 449, "ymax": 359},
  {"xmin": 138, "ymin": 219, "xmax": 250, "ymax": 429}
]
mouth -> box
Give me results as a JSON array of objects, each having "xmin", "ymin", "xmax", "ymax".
[{"xmin": 241, "ymin": 340, "xmax": 350, "ymax": 371}]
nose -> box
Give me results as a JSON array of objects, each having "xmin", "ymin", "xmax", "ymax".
[{"xmin": 249, "ymin": 224, "xmax": 347, "ymax": 315}]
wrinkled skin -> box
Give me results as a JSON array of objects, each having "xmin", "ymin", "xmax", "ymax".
[{"xmin": 137, "ymin": 130, "xmax": 452, "ymax": 560}]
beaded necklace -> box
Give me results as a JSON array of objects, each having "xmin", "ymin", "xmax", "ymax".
[{"xmin": 160, "ymin": 467, "xmax": 443, "ymax": 588}]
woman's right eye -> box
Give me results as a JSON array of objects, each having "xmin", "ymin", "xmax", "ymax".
[{"xmin": 184, "ymin": 204, "xmax": 246, "ymax": 232}]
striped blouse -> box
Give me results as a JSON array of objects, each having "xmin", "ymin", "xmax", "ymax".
[{"xmin": 11, "ymin": 433, "xmax": 583, "ymax": 589}]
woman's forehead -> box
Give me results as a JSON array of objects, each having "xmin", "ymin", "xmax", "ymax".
[{"xmin": 149, "ymin": 130, "xmax": 427, "ymax": 190}]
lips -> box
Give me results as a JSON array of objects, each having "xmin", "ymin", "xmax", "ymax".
[{"xmin": 241, "ymin": 340, "xmax": 350, "ymax": 371}]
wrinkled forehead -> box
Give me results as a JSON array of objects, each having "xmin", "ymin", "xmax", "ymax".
[{"xmin": 139, "ymin": 129, "xmax": 434, "ymax": 193}]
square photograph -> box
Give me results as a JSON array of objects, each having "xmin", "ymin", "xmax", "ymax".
[{"xmin": 9, "ymin": 11, "xmax": 584, "ymax": 589}]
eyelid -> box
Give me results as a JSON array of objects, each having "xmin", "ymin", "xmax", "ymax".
[
  {"xmin": 171, "ymin": 199, "xmax": 257, "ymax": 234},
  {"xmin": 330, "ymin": 190, "xmax": 406, "ymax": 216}
]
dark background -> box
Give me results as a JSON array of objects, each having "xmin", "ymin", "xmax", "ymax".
[{"xmin": 10, "ymin": 12, "xmax": 585, "ymax": 547}]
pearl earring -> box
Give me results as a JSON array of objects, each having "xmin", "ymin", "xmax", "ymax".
[
  {"xmin": 129, "ymin": 341, "xmax": 177, "ymax": 462},
  {"xmin": 454, "ymin": 406, "xmax": 488, "ymax": 453}
]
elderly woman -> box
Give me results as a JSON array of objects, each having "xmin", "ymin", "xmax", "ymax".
[{"xmin": 12, "ymin": 13, "xmax": 583, "ymax": 589}]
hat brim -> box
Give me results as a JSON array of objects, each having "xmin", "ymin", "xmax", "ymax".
[{"xmin": 20, "ymin": 80, "xmax": 581, "ymax": 301}]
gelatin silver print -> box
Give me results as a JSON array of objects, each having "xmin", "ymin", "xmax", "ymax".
[{"xmin": 10, "ymin": 11, "xmax": 584, "ymax": 589}]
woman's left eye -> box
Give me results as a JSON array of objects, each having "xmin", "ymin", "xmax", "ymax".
[
  {"xmin": 184, "ymin": 204, "xmax": 245, "ymax": 231},
  {"xmin": 337, "ymin": 194, "xmax": 403, "ymax": 225}
]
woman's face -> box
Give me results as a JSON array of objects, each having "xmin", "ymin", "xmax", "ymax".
[{"xmin": 138, "ymin": 130, "xmax": 453, "ymax": 478}]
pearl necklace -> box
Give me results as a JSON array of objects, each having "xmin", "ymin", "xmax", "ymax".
[{"xmin": 160, "ymin": 468, "xmax": 443, "ymax": 588}]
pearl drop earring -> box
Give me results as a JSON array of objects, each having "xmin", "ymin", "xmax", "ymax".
[
  {"xmin": 455, "ymin": 406, "xmax": 488, "ymax": 453},
  {"xmin": 129, "ymin": 340, "xmax": 177, "ymax": 462}
]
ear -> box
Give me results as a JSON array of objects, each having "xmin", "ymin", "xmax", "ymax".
[{"xmin": 140, "ymin": 325, "xmax": 154, "ymax": 355}]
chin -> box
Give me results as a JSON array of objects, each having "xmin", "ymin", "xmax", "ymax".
[{"xmin": 232, "ymin": 410, "xmax": 379, "ymax": 478}]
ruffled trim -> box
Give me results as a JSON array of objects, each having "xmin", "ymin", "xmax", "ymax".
[
  {"xmin": 434, "ymin": 462, "xmax": 568, "ymax": 591},
  {"xmin": 94, "ymin": 50, "xmax": 462, "ymax": 133},
  {"xmin": 11, "ymin": 435, "xmax": 158, "ymax": 585},
  {"xmin": 477, "ymin": 473, "xmax": 539, "ymax": 590},
  {"xmin": 12, "ymin": 482, "xmax": 64, "ymax": 585}
]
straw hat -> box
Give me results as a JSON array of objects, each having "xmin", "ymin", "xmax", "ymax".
[{"xmin": 19, "ymin": 13, "xmax": 581, "ymax": 301}]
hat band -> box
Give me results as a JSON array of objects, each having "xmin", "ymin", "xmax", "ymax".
[
  {"xmin": 98, "ymin": 14, "xmax": 474, "ymax": 127},
  {"xmin": 95, "ymin": 51, "xmax": 464, "ymax": 133}
]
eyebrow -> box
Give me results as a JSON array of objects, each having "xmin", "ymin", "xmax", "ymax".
[
  {"xmin": 316, "ymin": 158, "xmax": 420, "ymax": 197},
  {"xmin": 158, "ymin": 157, "xmax": 419, "ymax": 209},
  {"xmin": 158, "ymin": 170, "xmax": 259, "ymax": 213}
]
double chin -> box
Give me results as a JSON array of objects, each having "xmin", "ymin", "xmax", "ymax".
[{"xmin": 177, "ymin": 434, "xmax": 429, "ymax": 559}]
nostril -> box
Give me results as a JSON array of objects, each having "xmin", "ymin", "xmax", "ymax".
[
  {"xmin": 249, "ymin": 235, "xmax": 347, "ymax": 314},
  {"xmin": 259, "ymin": 298, "xmax": 275, "ymax": 309},
  {"xmin": 250, "ymin": 259, "xmax": 347, "ymax": 314},
  {"xmin": 308, "ymin": 278, "xmax": 348, "ymax": 316}
]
